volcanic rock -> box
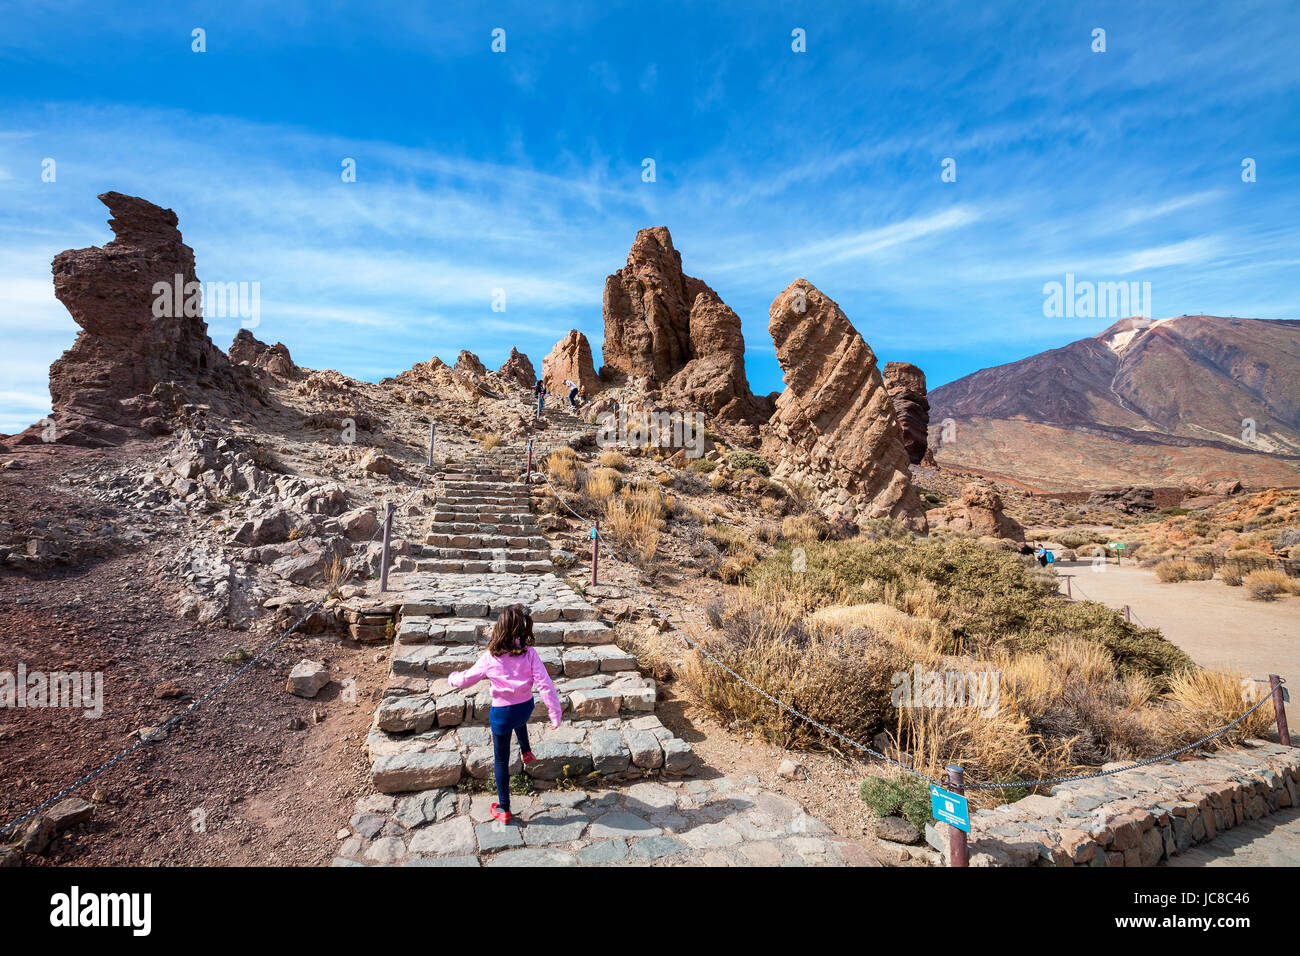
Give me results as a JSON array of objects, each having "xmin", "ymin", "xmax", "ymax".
[
  {"xmin": 497, "ymin": 347, "xmax": 536, "ymax": 388},
  {"xmin": 601, "ymin": 227, "xmax": 762, "ymax": 423},
  {"xmin": 883, "ymin": 362, "xmax": 931, "ymax": 466},
  {"xmin": 34, "ymin": 192, "xmax": 247, "ymax": 447},
  {"xmin": 926, "ymin": 483, "xmax": 1025, "ymax": 541},
  {"xmin": 229, "ymin": 329, "xmax": 300, "ymax": 379},
  {"xmin": 542, "ymin": 330, "xmax": 601, "ymax": 397},
  {"xmin": 1086, "ymin": 486, "xmax": 1157, "ymax": 514},
  {"xmin": 760, "ymin": 279, "xmax": 927, "ymax": 530},
  {"xmin": 454, "ymin": 350, "xmax": 488, "ymax": 380}
]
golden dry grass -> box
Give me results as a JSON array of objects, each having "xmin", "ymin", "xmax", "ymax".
[
  {"xmin": 1244, "ymin": 569, "xmax": 1293, "ymax": 601},
  {"xmin": 601, "ymin": 481, "xmax": 669, "ymax": 562},
  {"xmin": 545, "ymin": 447, "xmax": 579, "ymax": 489},
  {"xmin": 781, "ymin": 513, "xmax": 828, "ymax": 542},
  {"xmin": 598, "ymin": 449, "xmax": 627, "ymax": 470}
]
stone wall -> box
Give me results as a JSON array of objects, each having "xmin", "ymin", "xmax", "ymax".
[{"xmin": 927, "ymin": 740, "xmax": 1299, "ymax": 866}]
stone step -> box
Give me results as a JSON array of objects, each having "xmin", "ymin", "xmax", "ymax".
[
  {"xmin": 367, "ymin": 715, "xmax": 697, "ymax": 792},
  {"xmin": 396, "ymin": 615, "xmax": 611, "ymax": 645},
  {"xmin": 416, "ymin": 546, "xmax": 550, "ymax": 562},
  {"xmin": 437, "ymin": 494, "xmax": 531, "ymax": 506},
  {"xmin": 427, "ymin": 521, "xmax": 542, "ymax": 536},
  {"xmin": 389, "ymin": 643, "xmax": 639, "ymax": 683},
  {"xmin": 433, "ymin": 507, "xmax": 533, "ymax": 521},
  {"xmin": 414, "ymin": 559, "xmax": 553, "ymax": 575},
  {"xmin": 425, "ymin": 533, "xmax": 549, "ymax": 549}
]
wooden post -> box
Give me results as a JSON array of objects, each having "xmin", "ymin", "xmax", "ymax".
[
  {"xmin": 1270, "ymin": 674, "xmax": 1291, "ymax": 746},
  {"xmin": 947, "ymin": 765, "xmax": 969, "ymax": 868},
  {"xmin": 379, "ymin": 502, "xmax": 395, "ymax": 593},
  {"xmin": 427, "ymin": 422, "xmax": 436, "ymax": 468},
  {"xmin": 590, "ymin": 520, "xmax": 599, "ymax": 586},
  {"xmin": 1123, "ymin": 604, "xmax": 1131, "ymax": 623}
]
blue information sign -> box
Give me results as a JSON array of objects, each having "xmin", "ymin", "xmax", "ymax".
[{"xmin": 930, "ymin": 784, "xmax": 970, "ymax": 833}]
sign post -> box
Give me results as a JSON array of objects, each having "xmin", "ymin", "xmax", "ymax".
[
  {"xmin": 932, "ymin": 767, "xmax": 970, "ymax": 867},
  {"xmin": 1107, "ymin": 541, "xmax": 1126, "ymax": 567}
]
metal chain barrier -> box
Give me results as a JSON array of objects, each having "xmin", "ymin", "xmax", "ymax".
[
  {"xmin": 0, "ymin": 450, "xmax": 433, "ymax": 839},
  {"xmin": 530, "ymin": 441, "xmax": 1289, "ymax": 793}
]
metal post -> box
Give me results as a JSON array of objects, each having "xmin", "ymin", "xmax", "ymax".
[
  {"xmin": 379, "ymin": 502, "xmax": 395, "ymax": 593},
  {"xmin": 1270, "ymin": 675, "xmax": 1291, "ymax": 746},
  {"xmin": 947, "ymin": 765, "xmax": 969, "ymax": 868},
  {"xmin": 427, "ymin": 422, "xmax": 436, "ymax": 467},
  {"xmin": 590, "ymin": 520, "xmax": 599, "ymax": 586},
  {"xmin": 526, "ymin": 439, "xmax": 533, "ymax": 484}
]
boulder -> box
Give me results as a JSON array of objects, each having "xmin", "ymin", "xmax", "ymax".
[
  {"xmin": 882, "ymin": 362, "xmax": 931, "ymax": 466},
  {"xmin": 497, "ymin": 347, "xmax": 536, "ymax": 388},
  {"xmin": 1086, "ymin": 486, "xmax": 1157, "ymax": 514},
  {"xmin": 601, "ymin": 226, "xmax": 763, "ymax": 424},
  {"xmin": 337, "ymin": 507, "xmax": 379, "ymax": 542},
  {"xmin": 287, "ymin": 659, "xmax": 331, "ymax": 698},
  {"xmin": 541, "ymin": 330, "xmax": 601, "ymax": 397},
  {"xmin": 228, "ymin": 329, "xmax": 300, "ymax": 379},
  {"xmin": 759, "ymin": 279, "xmax": 927, "ymax": 530},
  {"xmin": 926, "ymin": 483, "xmax": 1025, "ymax": 541}
]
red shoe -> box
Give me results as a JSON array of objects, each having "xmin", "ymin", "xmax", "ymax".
[
  {"xmin": 521, "ymin": 751, "xmax": 536, "ymax": 765},
  {"xmin": 490, "ymin": 803, "xmax": 511, "ymax": 825}
]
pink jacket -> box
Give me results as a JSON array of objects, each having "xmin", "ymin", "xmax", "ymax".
[{"xmin": 448, "ymin": 646, "xmax": 563, "ymax": 726}]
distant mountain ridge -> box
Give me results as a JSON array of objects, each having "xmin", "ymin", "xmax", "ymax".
[{"xmin": 928, "ymin": 315, "xmax": 1300, "ymax": 490}]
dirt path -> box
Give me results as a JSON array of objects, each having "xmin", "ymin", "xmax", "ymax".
[{"xmin": 1056, "ymin": 561, "xmax": 1299, "ymax": 689}]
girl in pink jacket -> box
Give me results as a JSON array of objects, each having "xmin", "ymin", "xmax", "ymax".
[{"xmin": 449, "ymin": 604, "xmax": 563, "ymax": 824}]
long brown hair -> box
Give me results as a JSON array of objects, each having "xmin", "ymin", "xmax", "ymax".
[{"xmin": 489, "ymin": 604, "xmax": 534, "ymax": 657}]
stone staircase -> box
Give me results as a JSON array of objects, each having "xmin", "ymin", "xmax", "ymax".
[{"xmin": 364, "ymin": 445, "xmax": 698, "ymax": 796}]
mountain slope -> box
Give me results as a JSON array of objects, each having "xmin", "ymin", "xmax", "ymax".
[{"xmin": 929, "ymin": 316, "xmax": 1300, "ymax": 490}]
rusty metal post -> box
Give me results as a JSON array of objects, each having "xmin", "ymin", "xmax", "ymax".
[
  {"xmin": 427, "ymin": 422, "xmax": 436, "ymax": 467},
  {"xmin": 1063, "ymin": 575, "xmax": 1072, "ymax": 599},
  {"xmin": 379, "ymin": 501, "xmax": 395, "ymax": 592},
  {"xmin": 526, "ymin": 439, "xmax": 533, "ymax": 484},
  {"xmin": 947, "ymin": 765, "xmax": 969, "ymax": 868},
  {"xmin": 590, "ymin": 520, "xmax": 599, "ymax": 586},
  {"xmin": 1270, "ymin": 674, "xmax": 1291, "ymax": 746}
]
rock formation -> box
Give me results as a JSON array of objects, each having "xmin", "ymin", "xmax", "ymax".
[
  {"xmin": 882, "ymin": 362, "xmax": 931, "ymax": 466},
  {"xmin": 229, "ymin": 329, "xmax": 300, "ymax": 379},
  {"xmin": 542, "ymin": 330, "xmax": 600, "ymax": 397},
  {"xmin": 497, "ymin": 347, "xmax": 536, "ymax": 388},
  {"xmin": 454, "ymin": 350, "xmax": 488, "ymax": 381},
  {"xmin": 1086, "ymin": 486, "xmax": 1158, "ymax": 514},
  {"xmin": 759, "ymin": 279, "xmax": 927, "ymax": 530},
  {"xmin": 601, "ymin": 227, "xmax": 763, "ymax": 424},
  {"xmin": 30, "ymin": 192, "xmax": 245, "ymax": 446},
  {"xmin": 927, "ymin": 483, "xmax": 1024, "ymax": 540}
]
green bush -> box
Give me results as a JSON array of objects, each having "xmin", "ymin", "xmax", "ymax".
[
  {"xmin": 747, "ymin": 536, "xmax": 1194, "ymax": 687},
  {"xmin": 859, "ymin": 774, "xmax": 932, "ymax": 832},
  {"xmin": 726, "ymin": 451, "xmax": 771, "ymax": 477},
  {"xmin": 687, "ymin": 458, "xmax": 717, "ymax": 473}
]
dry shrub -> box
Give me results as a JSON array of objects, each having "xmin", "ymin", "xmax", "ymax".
[
  {"xmin": 1220, "ymin": 563, "xmax": 1245, "ymax": 586},
  {"xmin": 720, "ymin": 551, "xmax": 758, "ymax": 584},
  {"xmin": 598, "ymin": 449, "xmax": 627, "ymax": 470},
  {"xmin": 545, "ymin": 448, "xmax": 579, "ymax": 489},
  {"xmin": 1154, "ymin": 559, "xmax": 1212, "ymax": 583},
  {"xmin": 1244, "ymin": 569, "xmax": 1289, "ymax": 601},
  {"xmin": 476, "ymin": 432, "xmax": 503, "ymax": 450},
  {"xmin": 682, "ymin": 600, "xmax": 908, "ymax": 751},
  {"xmin": 1156, "ymin": 669, "xmax": 1273, "ymax": 746},
  {"xmin": 582, "ymin": 467, "xmax": 622, "ymax": 505},
  {"xmin": 781, "ymin": 512, "xmax": 828, "ymax": 543},
  {"xmin": 807, "ymin": 603, "xmax": 940, "ymax": 658},
  {"xmin": 602, "ymin": 481, "xmax": 667, "ymax": 562},
  {"xmin": 708, "ymin": 472, "xmax": 728, "ymax": 492}
]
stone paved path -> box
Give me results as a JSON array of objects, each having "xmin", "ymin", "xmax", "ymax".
[
  {"xmin": 332, "ymin": 442, "xmax": 876, "ymax": 866},
  {"xmin": 1165, "ymin": 806, "xmax": 1300, "ymax": 867}
]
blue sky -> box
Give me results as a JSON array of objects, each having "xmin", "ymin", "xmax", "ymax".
[{"xmin": 2, "ymin": 0, "xmax": 1298, "ymax": 432}]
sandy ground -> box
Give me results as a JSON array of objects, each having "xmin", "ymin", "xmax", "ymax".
[{"xmin": 1055, "ymin": 561, "xmax": 1299, "ymax": 689}]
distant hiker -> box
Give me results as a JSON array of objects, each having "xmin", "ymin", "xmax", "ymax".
[
  {"xmin": 1035, "ymin": 546, "xmax": 1048, "ymax": 568},
  {"xmin": 534, "ymin": 378, "xmax": 546, "ymax": 416},
  {"xmin": 565, "ymin": 379, "xmax": 580, "ymax": 409},
  {"xmin": 1018, "ymin": 543, "xmax": 1034, "ymax": 556},
  {"xmin": 448, "ymin": 605, "xmax": 562, "ymax": 825}
]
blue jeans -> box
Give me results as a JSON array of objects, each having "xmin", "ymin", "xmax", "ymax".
[
  {"xmin": 489, "ymin": 700, "xmax": 534, "ymax": 811},
  {"xmin": 536, "ymin": 394, "xmax": 544, "ymax": 415}
]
